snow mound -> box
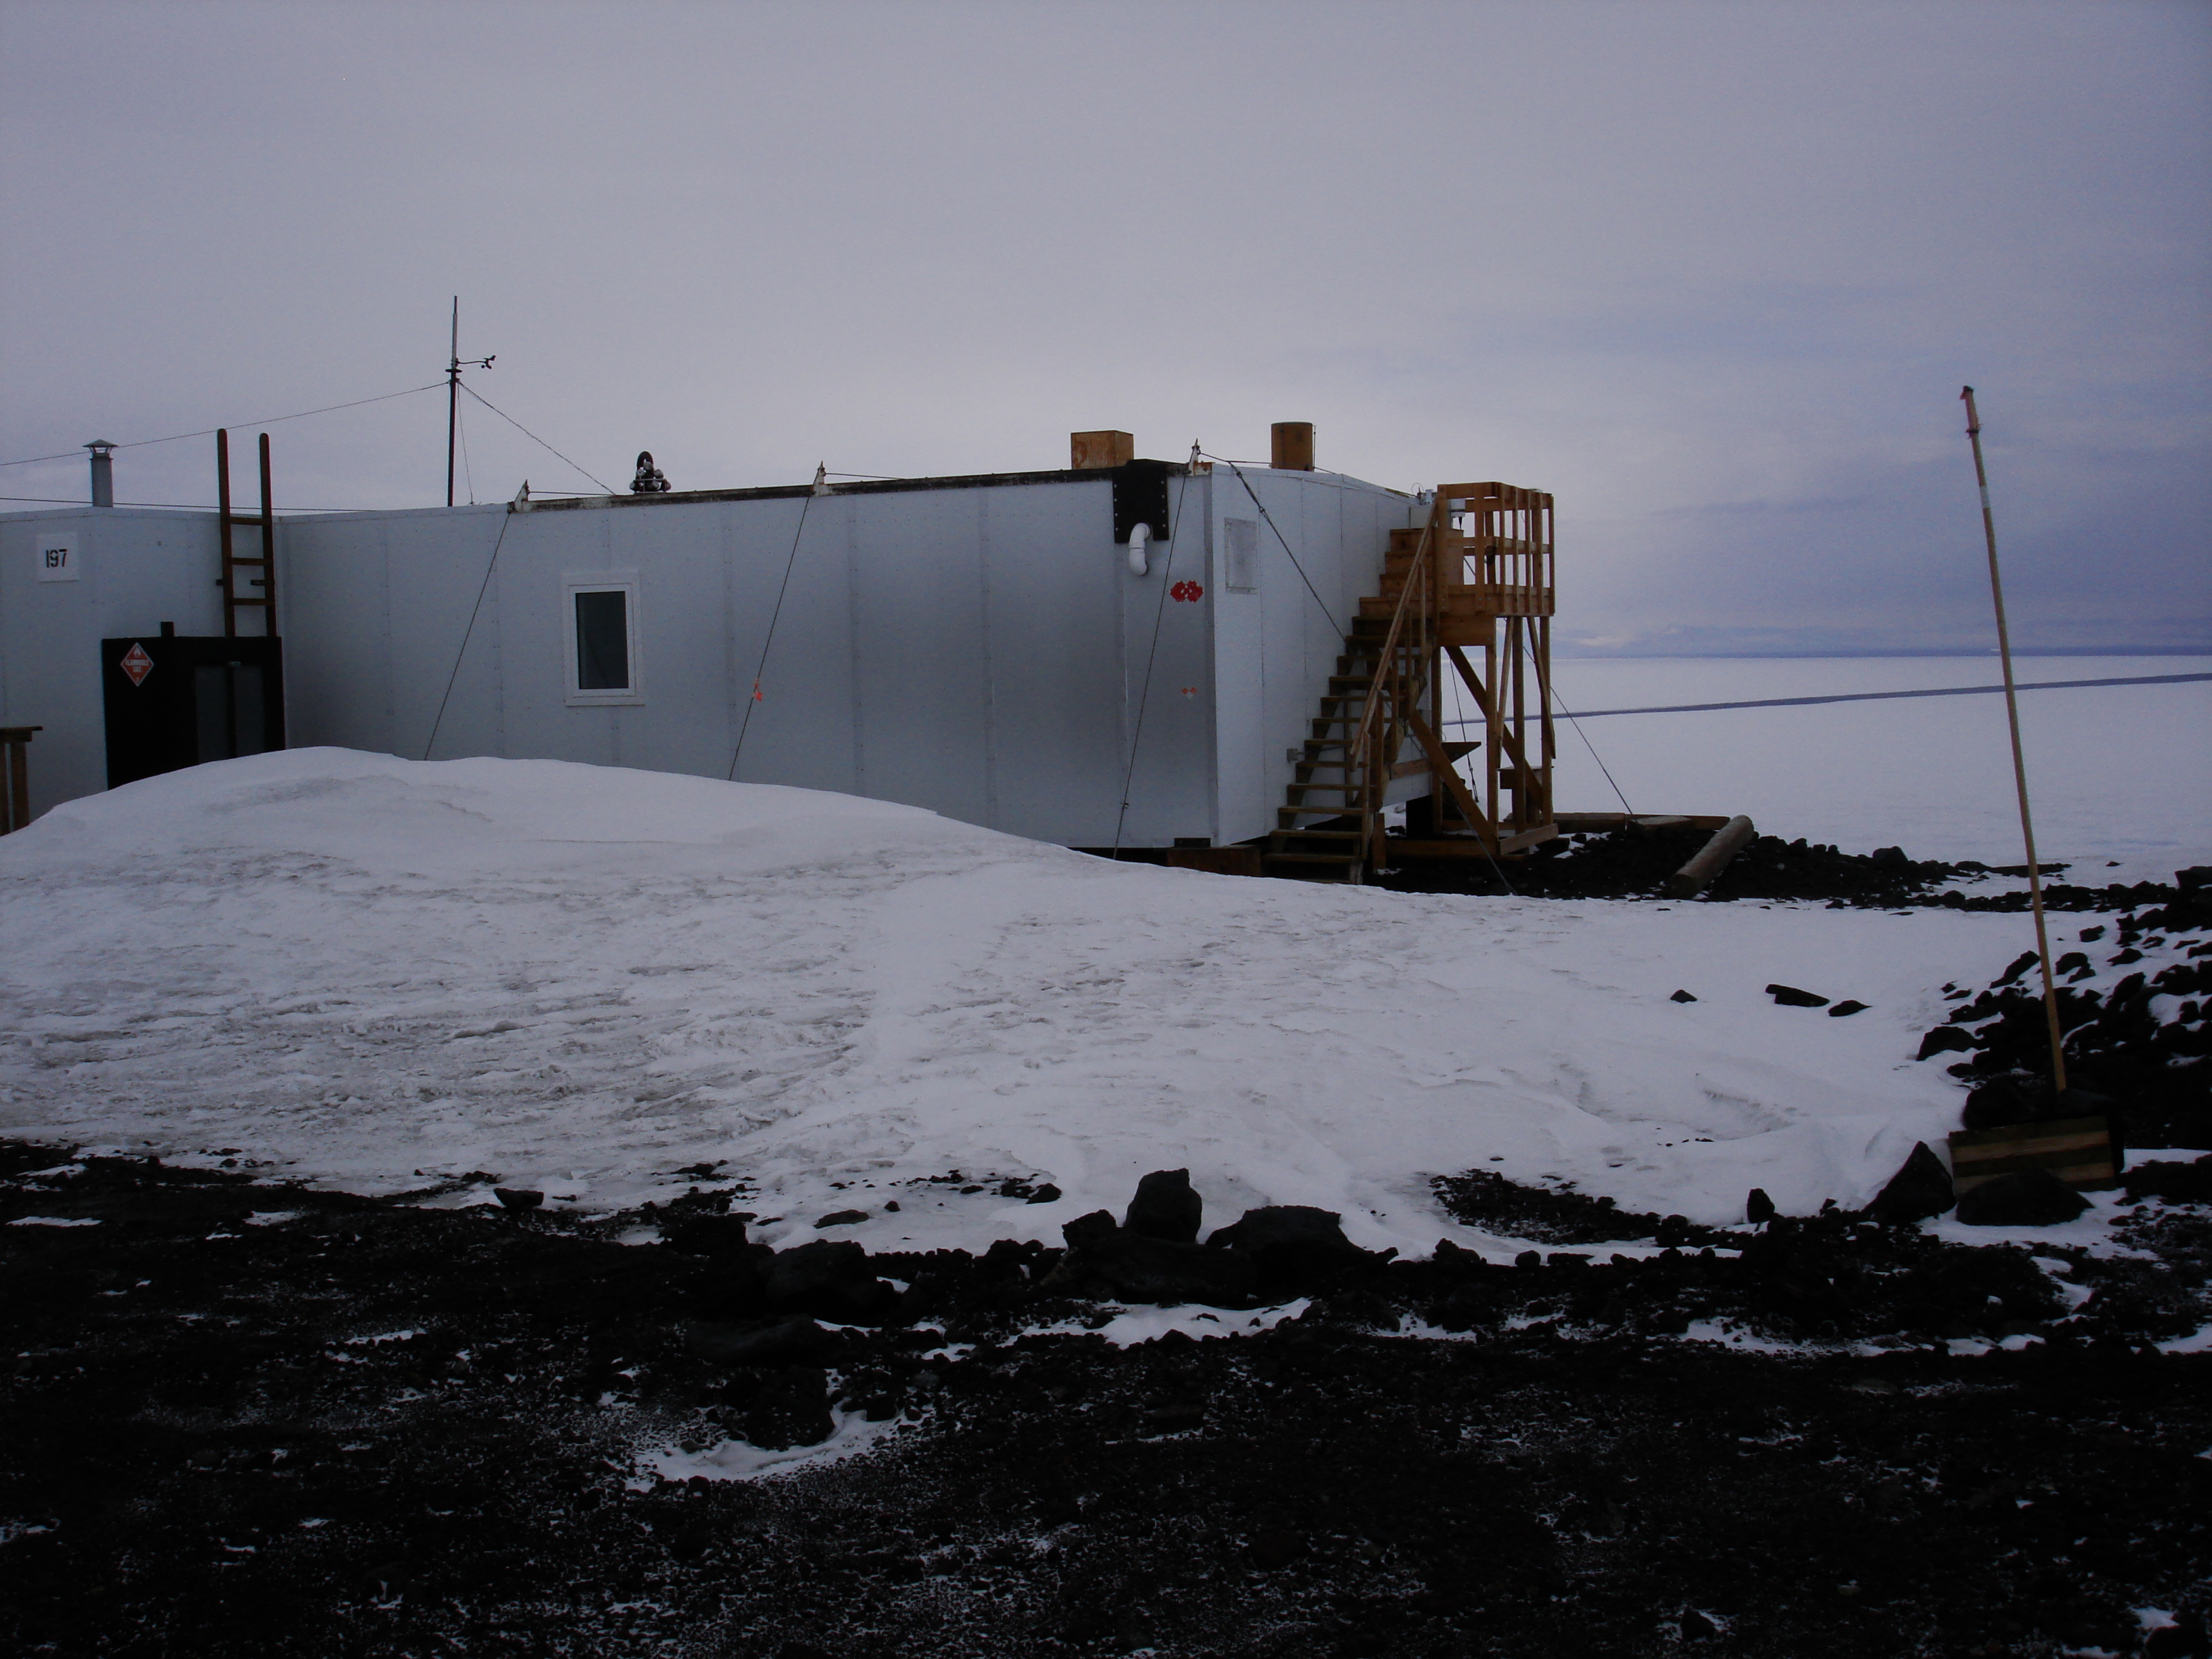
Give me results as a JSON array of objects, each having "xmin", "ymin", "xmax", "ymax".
[{"xmin": 0, "ymin": 749, "xmax": 2034, "ymax": 1252}]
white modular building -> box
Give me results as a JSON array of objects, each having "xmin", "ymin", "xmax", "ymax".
[{"xmin": 1, "ymin": 448, "xmax": 1420, "ymax": 852}]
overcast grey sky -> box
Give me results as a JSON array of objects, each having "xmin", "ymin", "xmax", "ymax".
[{"xmin": 3, "ymin": 0, "xmax": 2206, "ymax": 653}]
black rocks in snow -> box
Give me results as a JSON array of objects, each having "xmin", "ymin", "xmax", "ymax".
[
  {"xmin": 1954, "ymin": 1169, "xmax": 2091, "ymax": 1227},
  {"xmin": 1827, "ymin": 1000, "xmax": 1870, "ymax": 1018},
  {"xmin": 1918, "ymin": 1027, "xmax": 1976, "ymax": 1061},
  {"xmin": 1123, "ymin": 1168, "xmax": 1203, "ymax": 1242},
  {"xmin": 1863, "ymin": 1143, "xmax": 1954, "ymax": 1225},
  {"xmin": 743, "ymin": 1366, "xmax": 834, "ymax": 1452},
  {"xmin": 1043, "ymin": 1231, "xmax": 1258, "ymax": 1309},
  {"xmin": 1431, "ymin": 1168, "xmax": 1699, "ymax": 1247},
  {"xmin": 1025, "ymin": 1183, "xmax": 1062, "ymax": 1204},
  {"xmin": 1206, "ymin": 1205, "xmax": 1375, "ymax": 1296},
  {"xmin": 1671, "ymin": 989, "xmax": 1699, "ymax": 1003},
  {"xmin": 1766, "ymin": 984, "xmax": 1830, "ymax": 1008},
  {"xmin": 687, "ymin": 1315, "xmax": 841, "ymax": 1369},
  {"xmin": 493, "ymin": 1187, "xmax": 544, "ymax": 1210},
  {"xmin": 813, "ymin": 1208, "xmax": 869, "ymax": 1229},
  {"xmin": 1061, "ymin": 1209, "xmax": 1120, "ymax": 1250},
  {"xmin": 661, "ymin": 1214, "xmax": 752, "ymax": 1257},
  {"xmin": 2124, "ymin": 1153, "xmax": 2212, "ymax": 1206},
  {"xmin": 1914, "ymin": 895, "xmax": 2208, "ymax": 1147},
  {"xmin": 764, "ymin": 1240, "xmax": 901, "ymax": 1324},
  {"xmin": 1746, "ymin": 1188, "xmax": 1778, "ymax": 1225},
  {"xmin": 1961, "ymin": 1076, "xmax": 2120, "ymax": 1132}
]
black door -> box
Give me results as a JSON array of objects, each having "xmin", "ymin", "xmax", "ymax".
[{"xmin": 102, "ymin": 634, "xmax": 287, "ymax": 789}]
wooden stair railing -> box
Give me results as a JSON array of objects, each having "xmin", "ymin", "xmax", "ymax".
[
  {"xmin": 1261, "ymin": 518, "xmax": 1438, "ymax": 883},
  {"xmin": 1261, "ymin": 480, "xmax": 1559, "ymax": 883}
]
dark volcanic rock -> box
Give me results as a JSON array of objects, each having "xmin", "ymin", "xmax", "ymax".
[
  {"xmin": 1963, "ymin": 1077, "xmax": 2120, "ymax": 1132},
  {"xmin": 1671, "ymin": 989, "xmax": 1698, "ymax": 1003},
  {"xmin": 1864, "ymin": 1143, "xmax": 1955, "ymax": 1225},
  {"xmin": 2125, "ymin": 1154, "xmax": 2212, "ymax": 1206},
  {"xmin": 8, "ymin": 1138, "xmax": 2212, "ymax": 1659},
  {"xmin": 1746, "ymin": 1188, "xmax": 1777, "ymax": 1225},
  {"xmin": 493, "ymin": 1187, "xmax": 544, "ymax": 1210},
  {"xmin": 764, "ymin": 1240, "xmax": 901, "ymax": 1323},
  {"xmin": 1919, "ymin": 1027, "xmax": 1976, "ymax": 1061},
  {"xmin": 1208, "ymin": 1204, "xmax": 1350, "ymax": 1251},
  {"xmin": 1431, "ymin": 1169, "xmax": 1707, "ymax": 1246},
  {"xmin": 1828, "ymin": 1000, "xmax": 1870, "ymax": 1018},
  {"xmin": 1048, "ymin": 1233, "xmax": 1257, "ymax": 1307},
  {"xmin": 743, "ymin": 1366, "xmax": 834, "ymax": 1451},
  {"xmin": 814, "ymin": 1208, "xmax": 869, "ymax": 1229},
  {"xmin": 1767, "ymin": 984, "xmax": 1831, "ymax": 1008},
  {"xmin": 1062, "ymin": 1209, "xmax": 1119, "ymax": 1249},
  {"xmin": 688, "ymin": 1315, "xmax": 842, "ymax": 1368},
  {"xmin": 1917, "ymin": 900, "xmax": 2209, "ymax": 1149},
  {"xmin": 1955, "ymin": 1170, "xmax": 2091, "ymax": 1227},
  {"xmin": 662, "ymin": 1214, "xmax": 753, "ymax": 1256},
  {"xmin": 1124, "ymin": 1168, "xmax": 1203, "ymax": 1242},
  {"xmin": 1208, "ymin": 1205, "xmax": 1372, "ymax": 1295}
]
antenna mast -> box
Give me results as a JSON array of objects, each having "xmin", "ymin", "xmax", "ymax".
[{"xmin": 445, "ymin": 298, "xmax": 495, "ymax": 507}]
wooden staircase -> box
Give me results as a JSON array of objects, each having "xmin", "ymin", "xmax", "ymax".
[{"xmin": 1258, "ymin": 487, "xmax": 1559, "ymax": 884}]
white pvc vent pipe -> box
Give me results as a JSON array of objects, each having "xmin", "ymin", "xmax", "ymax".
[{"xmin": 1127, "ymin": 521, "xmax": 1151, "ymax": 576}]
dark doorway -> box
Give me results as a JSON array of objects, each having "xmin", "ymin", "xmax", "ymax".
[{"xmin": 102, "ymin": 634, "xmax": 286, "ymax": 789}]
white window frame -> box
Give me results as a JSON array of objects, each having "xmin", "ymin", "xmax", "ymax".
[{"xmin": 562, "ymin": 569, "xmax": 645, "ymax": 706}]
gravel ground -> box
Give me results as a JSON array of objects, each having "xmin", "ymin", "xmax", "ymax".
[{"xmin": 6, "ymin": 1137, "xmax": 2209, "ymax": 1659}]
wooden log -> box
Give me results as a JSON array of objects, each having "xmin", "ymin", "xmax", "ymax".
[{"xmin": 1664, "ymin": 815, "xmax": 1756, "ymax": 898}]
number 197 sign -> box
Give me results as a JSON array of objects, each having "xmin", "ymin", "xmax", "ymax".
[{"xmin": 36, "ymin": 541, "xmax": 79, "ymax": 583}]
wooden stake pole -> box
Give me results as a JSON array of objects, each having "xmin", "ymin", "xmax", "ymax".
[{"xmin": 1962, "ymin": 385, "xmax": 2068, "ymax": 1093}]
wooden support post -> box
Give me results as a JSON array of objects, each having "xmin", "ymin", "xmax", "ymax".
[
  {"xmin": 1536, "ymin": 614, "xmax": 1555, "ymax": 821},
  {"xmin": 1407, "ymin": 712, "xmax": 1494, "ymax": 849},
  {"xmin": 1, "ymin": 726, "xmax": 39, "ymax": 834}
]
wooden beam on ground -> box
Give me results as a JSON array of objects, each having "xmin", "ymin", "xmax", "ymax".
[{"xmin": 1664, "ymin": 815, "xmax": 1757, "ymax": 898}]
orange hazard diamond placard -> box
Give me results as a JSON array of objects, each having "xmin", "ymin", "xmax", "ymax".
[{"xmin": 120, "ymin": 642, "xmax": 154, "ymax": 686}]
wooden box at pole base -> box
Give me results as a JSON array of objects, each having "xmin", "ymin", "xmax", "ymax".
[{"xmin": 1946, "ymin": 1115, "xmax": 2121, "ymax": 1195}]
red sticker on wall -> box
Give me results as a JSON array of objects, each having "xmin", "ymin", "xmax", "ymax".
[
  {"xmin": 1170, "ymin": 580, "xmax": 1205, "ymax": 602},
  {"xmin": 120, "ymin": 642, "xmax": 154, "ymax": 686}
]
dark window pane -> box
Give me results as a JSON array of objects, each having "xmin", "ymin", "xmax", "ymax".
[{"xmin": 575, "ymin": 590, "xmax": 630, "ymax": 690}]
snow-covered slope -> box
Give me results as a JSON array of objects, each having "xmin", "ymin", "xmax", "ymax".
[{"xmin": 0, "ymin": 750, "xmax": 2060, "ymax": 1255}]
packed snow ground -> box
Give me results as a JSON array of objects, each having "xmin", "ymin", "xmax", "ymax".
[{"xmin": 0, "ymin": 749, "xmax": 2189, "ymax": 1258}]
